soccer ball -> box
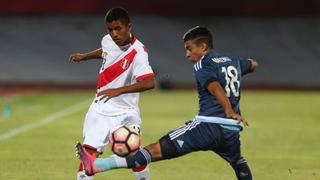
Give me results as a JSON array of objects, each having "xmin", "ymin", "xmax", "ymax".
[{"xmin": 109, "ymin": 126, "xmax": 141, "ymax": 157}]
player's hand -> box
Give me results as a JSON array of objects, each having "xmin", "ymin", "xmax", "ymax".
[
  {"xmin": 97, "ymin": 88, "xmax": 123, "ymax": 103},
  {"xmin": 226, "ymin": 112, "xmax": 249, "ymax": 127},
  {"xmin": 69, "ymin": 53, "xmax": 86, "ymax": 62}
]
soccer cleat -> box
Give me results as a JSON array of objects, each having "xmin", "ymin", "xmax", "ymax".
[{"xmin": 75, "ymin": 142, "xmax": 98, "ymax": 176}]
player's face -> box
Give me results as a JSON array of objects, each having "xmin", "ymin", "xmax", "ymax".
[
  {"xmin": 106, "ymin": 20, "xmax": 132, "ymax": 46},
  {"xmin": 184, "ymin": 40, "xmax": 206, "ymax": 63}
]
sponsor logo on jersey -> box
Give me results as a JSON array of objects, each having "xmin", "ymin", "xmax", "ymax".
[{"xmin": 211, "ymin": 57, "xmax": 231, "ymax": 63}]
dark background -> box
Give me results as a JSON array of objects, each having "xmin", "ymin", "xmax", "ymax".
[{"xmin": 0, "ymin": 0, "xmax": 319, "ymax": 89}]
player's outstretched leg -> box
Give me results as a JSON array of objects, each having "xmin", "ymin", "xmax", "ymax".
[
  {"xmin": 75, "ymin": 142, "xmax": 158, "ymax": 176},
  {"xmin": 231, "ymin": 157, "xmax": 252, "ymax": 180},
  {"xmin": 75, "ymin": 142, "xmax": 99, "ymax": 176}
]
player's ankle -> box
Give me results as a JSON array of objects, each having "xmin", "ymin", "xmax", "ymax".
[{"xmin": 133, "ymin": 164, "xmax": 150, "ymax": 180}]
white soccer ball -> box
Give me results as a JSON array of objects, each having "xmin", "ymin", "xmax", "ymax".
[{"xmin": 109, "ymin": 126, "xmax": 141, "ymax": 157}]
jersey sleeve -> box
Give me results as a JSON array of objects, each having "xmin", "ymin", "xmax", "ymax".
[
  {"xmin": 239, "ymin": 58, "xmax": 252, "ymax": 76},
  {"xmin": 195, "ymin": 59, "xmax": 219, "ymax": 88},
  {"xmin": 132, "ymin": 50, "xmax": 155, "ymax": 81}
]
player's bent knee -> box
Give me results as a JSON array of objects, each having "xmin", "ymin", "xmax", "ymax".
[
  {"xmin": 144, "ymin": 142, "xmax": 162, "ymax": 161},
  {"xmin": 159, "ymin": 135, "xmax": 180, "ymax": 160}
]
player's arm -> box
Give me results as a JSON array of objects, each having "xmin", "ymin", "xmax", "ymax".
[
  {"xmin": 207, "ymin": 81, "xmax": 249, "ymax": 126},
  {"xmin": 69, "ymin": 48, "xmax": 103, "ymax": 62},
  {"xmin": 240, "ymin": 58, "xmax": 259, "ymax": 76},
  {"xmin": 97, "ymin": 76, "xmax": 155, "ymax": 102}
]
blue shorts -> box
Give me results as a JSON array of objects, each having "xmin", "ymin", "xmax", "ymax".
[{"xmin": 161, "ymin": 119, "xmax": 241, "ymax": 164}]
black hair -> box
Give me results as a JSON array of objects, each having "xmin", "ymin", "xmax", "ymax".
[
  {"xmin": 183, "ymin": 26, "xmax": 213, "ymax": 48},
  {"xmin": 105, "ymin": 7, "xmax": 130, "ymax": 25}
]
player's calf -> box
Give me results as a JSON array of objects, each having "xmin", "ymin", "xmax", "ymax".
[{"xmin": 231, "ymin": 157, "xmax": 252, "ymax": 180}]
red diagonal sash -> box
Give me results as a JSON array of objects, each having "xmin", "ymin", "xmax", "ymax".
[{"xmin": 97, "ymin": 49, "xmax": 137, "ymax": 89}]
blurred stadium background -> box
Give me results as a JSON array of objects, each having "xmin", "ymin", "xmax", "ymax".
[
  {"xmin": 0, "ymin": 0, "xmax": 319, "ymax": 179},
  {"xmin": 0, "ymin": 0, "xmax": 319, "ymax": 89}
]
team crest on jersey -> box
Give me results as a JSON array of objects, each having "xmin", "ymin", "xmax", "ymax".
[{"xmin": 121, "ymin": 58, "xmax": 130, "ymax": 69}]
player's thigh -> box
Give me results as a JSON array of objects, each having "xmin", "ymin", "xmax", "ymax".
[
  {"xmin": 215, "ymin": 128, "xmax": 241, "ymax": 165},
  {"xmin": 83, "ymin": 110, "xmax": 118, "ymax": 152},
  {"xmin": 82, "ymin": 106, "xmax": 98, "ymax": 136},
  {"xmin": 160, "ymin": 120, "xmax": 222, "ymax": 159}
]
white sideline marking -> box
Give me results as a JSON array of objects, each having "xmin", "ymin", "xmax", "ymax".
[{"xmin": 0, "ymin": 100, "xmax": 90, "ymax": 141}]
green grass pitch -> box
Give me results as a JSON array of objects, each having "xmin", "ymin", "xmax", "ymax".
[{"xmin": 0, "ymin": 90, "xmax": 319, "ymax": 179}]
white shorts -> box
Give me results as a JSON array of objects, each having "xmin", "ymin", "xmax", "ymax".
[{"xmin": 82, "ymin": 106, "xmax": 142, "ymax": 153}]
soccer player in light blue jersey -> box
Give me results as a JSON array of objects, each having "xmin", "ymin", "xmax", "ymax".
[{"xmin": 76, "ymin": 26, "xmax": 258, "ymax": 180}]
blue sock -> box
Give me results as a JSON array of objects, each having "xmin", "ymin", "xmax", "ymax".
[
  {"xmin": 94, "ymin": 156, "xmax": 119, "ymax": 172},
  {"xmin": 126, "ymin": 148, "xmax": 152, "ymax": 168},
  {"xmin": 232, "ymin": 158, "xmax": 252, "ymax": 180}
]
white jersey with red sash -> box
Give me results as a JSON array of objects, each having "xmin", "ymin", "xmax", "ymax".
[{"xmin": 90, "ymin": 34, "xmax": 154, "ymax": 116}]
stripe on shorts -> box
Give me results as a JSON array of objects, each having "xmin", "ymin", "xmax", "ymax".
[{"xmin": 169, "ymin": 120, "xmax": 201, "ymax": 140}]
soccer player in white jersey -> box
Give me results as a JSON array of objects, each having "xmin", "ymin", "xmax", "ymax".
[{"xmin": 69, "ymin": 7, "xmax": 155, "ymax": 180}]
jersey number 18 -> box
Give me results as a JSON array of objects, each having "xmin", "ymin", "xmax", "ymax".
[{"xmin": 221, "ymin": 66, "xmax": 240, "ymax": 97}]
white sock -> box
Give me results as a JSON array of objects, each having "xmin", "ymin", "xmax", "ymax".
[
  {"xmin": 77, "ymin": 171, "xmax": 94, "ymax": 180},
  {"xmin": 133, "ymin": 164, "xmax": 150, "ymax": 180}
]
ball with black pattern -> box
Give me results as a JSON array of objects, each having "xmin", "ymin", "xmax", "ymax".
[{"xmin": 109, "ymin": 126, "xmax": 141, "ymax": 157}]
